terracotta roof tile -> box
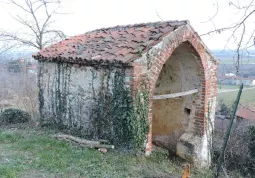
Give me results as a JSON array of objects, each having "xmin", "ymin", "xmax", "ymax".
[
  {"xmin": 33, "ymin": 20, "xmax": 188, "ymax": 64},
  {"xmin": 236, "ymin": 105, "xmax": 255, "ymax": 121}
]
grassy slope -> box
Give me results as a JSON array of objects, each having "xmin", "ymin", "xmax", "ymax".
[
  {"xmin": 0, "ymin": 127, "xmax": 211, "ymax": 178},
  {"xmin": 217, "ymin": 87, "xmax": 255, "ymax": 105}
]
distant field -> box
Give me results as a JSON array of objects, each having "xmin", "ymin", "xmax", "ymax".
[
  {"xmin": 217, "ymin": 87, "xmax": 255, "ymax": 105},
  {"xmin": 217, "ymin": 84, "xmax": 239, "ymax": 90},
  {"xmin": 217, "ymin": 84, "xmax": 252, "ymax": 90}
]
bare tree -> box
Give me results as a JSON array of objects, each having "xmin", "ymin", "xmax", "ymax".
[
  {"xmin": 201, "ymin": 0, "xmax": 255, "ymax": 73},
  {"xmin": 0, "ymin": 0, "xmax": 66, "ymax": 50}
]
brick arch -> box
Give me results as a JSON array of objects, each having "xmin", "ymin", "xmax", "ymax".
[{"xmin": 145, "ymin": 35, "xmax": 210, "ymax": 154}]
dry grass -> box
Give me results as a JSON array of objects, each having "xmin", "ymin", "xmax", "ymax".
[{"xmin": 0, "ymin": 70, "xmax": 38, "ymax": 119}]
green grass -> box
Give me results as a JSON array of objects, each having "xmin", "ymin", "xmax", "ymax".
[
  {"xmin": 0, "ymin": 127, "xmax": 212, "ymax": 178},
  {"xmin": 217, "ymin": 87, "xmax": 255, "ymax": 105},
  {"xmin": 217, "ymin": 84, "xmax": 253, "ymax": 90}
]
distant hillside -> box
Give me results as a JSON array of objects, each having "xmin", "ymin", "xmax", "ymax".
[
  {"xmin": 212, "ymin": 49, "xmax": 255, "ymax": 58},
  {"xmin": 211, "ymin": 50, "xmax": 255, "ymax": 65},
  {"xmin": 0, "ymin": 51, "xmax": 36, "ymax": 63}
]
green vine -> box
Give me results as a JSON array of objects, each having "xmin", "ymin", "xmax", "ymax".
[
  {"xmin": 131, "ymin": 79, "xmax": 150, "ymax": 148},
  {"xmin": 39, "ymin": 63, "xmax": 150, "ymax": 149},
  {"xmin": 90, "ymin": 68, "xmax": 150, "ymax": 149}
]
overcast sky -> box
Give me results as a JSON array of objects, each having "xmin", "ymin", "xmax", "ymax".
[{"xmin": 0, "ymin": 0, "xmax": 253, "ymax": 51}]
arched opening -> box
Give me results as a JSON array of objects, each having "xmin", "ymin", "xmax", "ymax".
[{"xmin": 151, "ymin": 42, "xmax": 204, "ymax": 154}]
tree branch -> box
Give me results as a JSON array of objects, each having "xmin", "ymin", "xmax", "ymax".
[{"xmin": 1, "ymin": 0, "xmax": 66, "ymax": 50}]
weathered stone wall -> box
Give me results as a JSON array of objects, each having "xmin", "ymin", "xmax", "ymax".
[
  {"xmin": 38, "ymin": 61, "xmax": 150, "ymax": 148},
  {"xmin": 39, "ymin": 62, "xmax": 100, "ymax": 126},
  {"xmin": 38, "ymin": 62, "xmax": 141, "ymax": 146}
]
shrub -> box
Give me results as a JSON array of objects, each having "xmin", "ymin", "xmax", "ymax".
[
  {"xmin": 217, "ymin": 99, "xmax": 234, "ymax": 117},
  {"xmin": 0, "ymin": 108, "xmax": 31, "ymax": 124},
  {"xmin": 213, "ymin": 120, "xmax": 255, "ymax": 177}
]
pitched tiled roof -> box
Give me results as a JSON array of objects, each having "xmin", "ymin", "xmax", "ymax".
[{"xmin": 33, "ymin": 20, "xmax": 188, "ymax": 64}]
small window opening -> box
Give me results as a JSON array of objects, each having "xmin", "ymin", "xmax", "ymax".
[{"xmin": 184, "ymin": 108, "xmax": 191, "ymax": 115}]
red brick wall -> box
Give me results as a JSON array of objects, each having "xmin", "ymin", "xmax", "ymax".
[{"xmin": 129, "ymin": 25, "xmax": 218, "ymax": 153}]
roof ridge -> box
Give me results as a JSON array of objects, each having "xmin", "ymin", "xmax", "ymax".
[
  {"xmin": 84, "ymin": 20, "xmax": 189, "ymax": 34},
  {"xmin": 34, "ymin": 20, "xmax": 192, "ymax": 64}
]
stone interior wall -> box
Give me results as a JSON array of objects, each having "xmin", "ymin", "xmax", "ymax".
[{"xmin": 152, "ymin": 43, "xmax": 202, "ymax": 152}]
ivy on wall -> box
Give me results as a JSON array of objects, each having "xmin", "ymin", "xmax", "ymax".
[
  {"xmin": 38, "ymin": 63, "xmax": 150, "ymax": 149},
  {"xmin": 90, "ymin": 68, "xmax": 150, "ymax": 149},
  {"xmin": 131, "ymin": 79, "xmax": 150, "ymax": 148}
]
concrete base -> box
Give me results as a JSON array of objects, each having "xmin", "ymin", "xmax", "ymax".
[{"xmin": 176, "ymin": 132, "xmax": 211, "ymax": 168}]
